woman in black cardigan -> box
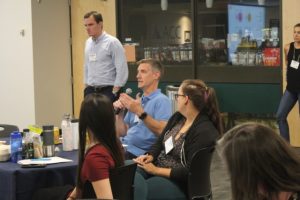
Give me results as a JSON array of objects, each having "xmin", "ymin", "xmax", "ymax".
[{"xmin": 133, "ymin": 79, "xmax": 223, "ymax": 198}]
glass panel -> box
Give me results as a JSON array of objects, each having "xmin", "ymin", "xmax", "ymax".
[
  {"xmin": 197, "ymin": 0, "xmax": 280, "ymax": 67},
  {"xmin": 119, "ymin": 0, "xmax": 193, "ymax": 79},
  {"xmin": 197, "ymin": 0, "xmax": 228, "ymax": 66}
]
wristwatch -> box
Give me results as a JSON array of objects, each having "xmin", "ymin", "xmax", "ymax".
[{"xmin": 139, "ymin": 112, "xmax": 148, "ymax": 120}]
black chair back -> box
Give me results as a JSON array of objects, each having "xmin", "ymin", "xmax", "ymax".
[
  {"xmin": 82, "ymin": 163, "xmax": 137, "ymax": 200},
  {"xmin": 109, "ymin": 163, "xmax": 137, "ymax": 200},
  {"xmin": 0, "ymin": 124, "xmax": 19, "ymax": 138},
  {"xmin": 188, "ymin": 146, "xmax": 215, "ymax": 200}
]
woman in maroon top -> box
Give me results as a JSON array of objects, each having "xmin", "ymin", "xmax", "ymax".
[
  {"xmin": 32, "ymin": 94, "xmax": 124, "ymax": 200},
  {"xmin": 67, "ymin": 93, "xmax": 124, "ymax": 199}
]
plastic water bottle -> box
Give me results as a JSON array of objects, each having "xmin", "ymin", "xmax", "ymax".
[
  {"xmin": 71, "ymin": 119, "xmax": 79, "ymax": 150},
  {"xmin": 10, "ymin": 131, "xmax": 22, "ymax": 163},
  {"xmin": 61, "ymin": 114, "xmax": 73, "ymax": 151}
]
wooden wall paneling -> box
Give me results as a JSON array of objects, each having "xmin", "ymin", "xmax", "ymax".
[{"xmin": 71, "ymin": 0, "xmax": 116, "ymax": 117}]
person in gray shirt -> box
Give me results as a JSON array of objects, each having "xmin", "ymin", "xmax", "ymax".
[{"xmin": 83, "ymin": 11, "xmax": 128, "ymax": 101}]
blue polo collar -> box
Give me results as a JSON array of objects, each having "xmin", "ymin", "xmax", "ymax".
[{"xmin": 141, "ymin": 89, "xmax": 161, "ymax": 105}]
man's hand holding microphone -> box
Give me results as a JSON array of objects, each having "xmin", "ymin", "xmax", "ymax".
[
  {"xmin": 113, "ymin": 88, "xmax": 132, "ymax": 115},
  {"xmin": 114, "ymin": 88, "xmax": 146, "ymax": 138},
  {"xmin": 113, "ymin": 88, "xmax": 144, "ymax": 116}
]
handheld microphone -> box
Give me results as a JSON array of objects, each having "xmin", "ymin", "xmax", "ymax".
[
  {"xmin": 125, "ymin": 88, "xmax": 133, "ymax": 95},
  {"xmin": 115, "ymin": 88, "xmax": 132, "ymax": 114}
]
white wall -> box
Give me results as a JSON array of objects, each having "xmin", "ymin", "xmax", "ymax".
[
  {"xmin": 0, "ymin": 0, "xmax": 36, "ymax": 129},
  {"xmin": 0, "ymin": 0, "xmax": 72, "ymax": 130}
]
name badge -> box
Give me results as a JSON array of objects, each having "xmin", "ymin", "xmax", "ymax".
[
  {"xmin": 89, "ymin": 53, "xmax": 97, "ymax": 62},
  {"xmin": 290, "ymin": 60, "xmax": 299, "ymax": 69},
  {"xmin": 164, "ymin": 136, "xmax": 174, "ymax": 154}
]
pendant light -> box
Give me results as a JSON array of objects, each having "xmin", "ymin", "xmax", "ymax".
[
  {"xmin": 206, "ymin": 0, "xmax": 213, "ymax": 8},
  {"xmin": 161, "ymin": 0, "xmax": 168, "ymax": 11}
]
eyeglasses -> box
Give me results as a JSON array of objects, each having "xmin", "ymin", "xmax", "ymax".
[{"xmin": 174, "ymin": 94, "xmax": 186, "ymax": 100}]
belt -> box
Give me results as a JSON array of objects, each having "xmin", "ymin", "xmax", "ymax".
[{"xmin": 87, "ymin": 85, "xmax": 112, "ymax": 91}]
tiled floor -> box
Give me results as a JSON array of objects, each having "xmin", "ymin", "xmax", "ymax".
[{"xmin": 210, "ymin": 152, "xmax": 232, "ymax": 200}]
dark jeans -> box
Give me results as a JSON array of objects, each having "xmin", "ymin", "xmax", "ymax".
[
  {"xmin": 136, "ymin": 167, "xmax": 186, "ymax": 200},
  {"xmin": 276, "ymin": 90, "xmax": 300, "ymax": 142},
  {"xmin": 84, "ymin": 86, "xmax": 121, "ymax": 102}
]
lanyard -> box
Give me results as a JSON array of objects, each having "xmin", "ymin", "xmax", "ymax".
[{"xmin": 293, "ymin": 44, "xmax": 300, "ymax": 62}]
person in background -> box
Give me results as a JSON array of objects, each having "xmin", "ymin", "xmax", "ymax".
[
  {"xmin": 217, "ymin": 122, "xmax": 300, "ymax": 200},
  {"xmin": 133, "ymin": 79, "xmax": 222, "ymax": 197},
  {"xmin": 276, "ymin": 23, "xmax": 300, "ymax": 142},
  {"xmin": 114, "ymin": 58, "xmax": 172, "ymax": 159},
  {"xmin": 33, "ymin": 94, "xmax": 124, "ymax": 200},
  {"xmin": 83, "ymin": 11, "xmax": 128, "ymax": 100}
]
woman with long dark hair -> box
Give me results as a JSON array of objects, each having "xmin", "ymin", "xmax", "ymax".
[
  {"xmin": 133, "ymin": 79, "xmax": 222, "ymax": 198},
  {"xmin": 33, "ymin": 94, "xmax": 124, "ymax": 200},
  {"xmin": 217, "ymin": 122, "xmax": 300, "ymax": 200},
  {"xmin": 67, "ymin": 93, "xmax": 124, "ymax": 199}
]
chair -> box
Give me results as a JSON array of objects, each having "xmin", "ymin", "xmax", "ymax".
[
  {"xmin": 0, "ymin": 124, "xmax": 19, "ymax": 138},
  {"xmin": 82, "ymin": 163, "xmax": 137, "ymax": 200},
  {"xmin": 109, "ymin": 162, "xmax": 137, "ymax": 200},
  {"xmin": 188, "ymin": 146, "xmax": 215, "ymax": 200}
]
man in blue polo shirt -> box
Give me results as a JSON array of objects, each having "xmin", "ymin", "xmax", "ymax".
[{"xmin": 114, "ymin": 58, "xmax": 172, "ymax": 159}]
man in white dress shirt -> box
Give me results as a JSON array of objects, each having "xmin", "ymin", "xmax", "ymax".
[{"xmin": 83, "ymin": 11, "xmax": 128, "ymax": 101}]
